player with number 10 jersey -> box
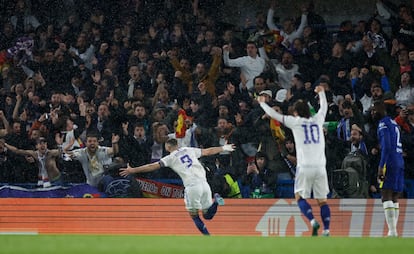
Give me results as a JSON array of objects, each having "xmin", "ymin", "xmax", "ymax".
[{"xmin": 258, "ymin": 86, "xmax": 331, "ymax": 236}]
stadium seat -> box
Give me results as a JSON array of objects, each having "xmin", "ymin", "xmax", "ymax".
[
  {"xmin": 275, "ymin": 179, "xmax": 295, "ymax": 198},
  {"xmin": 237, "ymin": 179, "xmax": 251, "ymax": 198}
]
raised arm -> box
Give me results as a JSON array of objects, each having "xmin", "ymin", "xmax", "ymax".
[
  {"xmin": 222, "ymin": 44, "xmax": 246, "ymax": 67},
  {"xmin": 4, "ymin": 142, "xmax": 35, "ymax": 157},
  {"xmin": 291, "ymin": 4, "xmax": 309, "ymax": 39},
  {"xmin": 267, "ymin": 1, "xmax": 280, "ymax": 31},
  {"xmin": 258, "ymin": 46, "xmax": 269, "ymax": 60},
  {"xmin": 290, "ymin": 13, "xmax": 308, "ymax": 41},
  {"xmin": 51, "ymin": 132, "xmax": 65, "ymax": 157},
  {"xmin": 0, "ymin": 110, "xmax": 9, "ymax": 136},
  {"xmin": 315, "ymin": 85, "xmax": 328, "ymax": 117},
  {"xmin": 12, "ymin": 95, "xmax": 23, "ymax": 121},
  {"xmin": 107, "ymin": 134, "xmax": 120, "ymax": 156},
  {"xmin": 257, "ymin": 95, "xmax": 284, "ymax": 122},
  {"xmin": 376, "ymin": 0, "xmax": 392, "ymax": 20}
]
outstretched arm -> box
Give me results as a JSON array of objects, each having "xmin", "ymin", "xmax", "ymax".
[
  {"xmin": 119, "ymin": 162, "xmax": 161, "ymax": 177},
  {"xmin": 3, "ymin": 142, "xmax": 35, "ymax": 157},
  {"xmin": 201, "ymin": 144, "xmax": 235, "ymax": 157}
]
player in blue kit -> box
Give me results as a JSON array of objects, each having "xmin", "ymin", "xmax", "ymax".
[
  {"xmin": 258, "ymin": 85, "xmax": 331, "ymax": 237},
  {"xmin": 372, "ymin": 100, "xmax": 405, "ymax": 237}
]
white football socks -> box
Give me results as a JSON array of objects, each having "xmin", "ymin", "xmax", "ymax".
[
  {"xmin": 394, "ymin": 202, "xmax": 399, "ymax": 236},
  {"xmin": 383, "ymin": 201, "xmax": 396, "ymax": 236}
]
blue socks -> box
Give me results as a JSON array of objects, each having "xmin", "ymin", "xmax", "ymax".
[
  {"xmin": 192, "ymin": 216, "xmax": 209, "ymax": 235},
  {"xmin": 320, "ymin": 204, "xmax": 331, "ymax": 230},
  {"xmin": 194, "ymin": 200, "xmax": 220, "ymax": 235},
  {"xmin": 297, "ymin": 198, "xmax": 314, "ymax": 221},
  {"xmin": 298, "ymin": 198, "xmax": 313, "ymax": 221},
  {"xmin": 298, "ymin": 198, "xmax": 331, "ymax": 232},
  {"xmin": 203, "ymin": 202, "xmax": 218, "ymax": 220}
]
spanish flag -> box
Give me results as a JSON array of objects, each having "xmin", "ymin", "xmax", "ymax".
[
  {"xmin": 0, "ymin": 50, "xmax": 9, "ymax": 70},
  {"xmin": 175, "ymin": 109, "xmax": 187, "ymax": 138},
  {"xmin": 270, "ymin": 119, "xmax": 285, "ymax": 143},
  {"xmin": 264, "ymin": 30, "xmax": 284, "ymax": 53}
]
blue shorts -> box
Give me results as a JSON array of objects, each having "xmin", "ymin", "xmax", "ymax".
[{"xmin": 381, "ymin": 164, "xmax": 404, "ymax": 192}]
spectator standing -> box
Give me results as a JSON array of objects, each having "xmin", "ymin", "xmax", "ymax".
[
  {"xmin": 349, "ymin": 124, "xmax": 368, "ymax": 156},
  {"xmin": 0, "ymin": 138, "xmax": 14, "ymax": 183},
  {"xmin": 366, "ymin": 17, "xmax": 391, "ymax": 51},
  {"xmin": 336, "ymin": 99, "xmax": 365, "ymax": 143},
  {"xmin": 67, "ymin": 132, "xmax": 119, "ymax": 188},
  {"xmin": 4, "ymin": 120, "xmax": 36, "ymax": 183},
  {"xmin": 376, "ymin": 1, "xmax": 414, "ymax": 50},
  {"xmin": 119, "ymin": 121, "xmax": 151, "ymax": 169},
  {"xmin": 280, "ymin": 135, "xmax": 297, "ymax": 180},
  {"xmin": 68, "ymin": 32, "xmax": 96, "ymax": 71},
  {"xmin": 242, "ymin": 10, "xmax": 268, "ymax": 42},
  {"xmin": 396, "ymin": 103, "xmax": 414, "ymax": 180},
  {"xmin": 9, "ymin": 0, "xmax": 41, "ymax": 36},
  {"xmin": 274, "ymin": 51, "xmax": 300, "ymax": 90},
  {"xmin": 87, "ymin": 103, "xmax": 116, "ymax": 147},
  {"xmin": 324, "ymin": 42, "xmax": 352, "ymax": 82},
  {"xmin": 266, "ymin": 0, "xmax": 308, "ymax": 50},
  {"xmin": 222, "ymin": 41, "xmax": 265, "ymax": 91},
  {"xmin": 395, "ymin": 72, "xmax": 414, "ymax": 107},
  {"xmin": 4, "ymin": 135, "xmax": 63, "ymax": 187}
]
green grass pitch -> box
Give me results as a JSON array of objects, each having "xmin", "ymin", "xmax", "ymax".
[{"xmin": 0, "ymin": 235, "xmax": 413, "ymax": 254}]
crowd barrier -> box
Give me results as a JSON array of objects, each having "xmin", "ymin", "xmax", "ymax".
[
  {"xmin": 0, "ymin": 198, "xmax": 413, "ymax": 237},
  {"xmin": 2, "ymin": 178, "xmax": 414, "ymax": 198}
]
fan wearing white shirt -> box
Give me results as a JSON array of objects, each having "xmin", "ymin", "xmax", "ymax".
[
  {"xmin": 120, "ymin": 138, "xmax": 235, "ymax": 235},
  {"xmin": 257, "ymin": 85, "xmax": 331, "ymax": 237},
  {"xmin": 222, "ymin": 41, "xmax": 265, "ymax": 91},
  {"xmin": 266, "ymin": 0, "xmax": 308, "ymax": 49}
]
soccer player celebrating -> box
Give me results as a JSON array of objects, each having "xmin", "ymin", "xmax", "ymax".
[
  {"xmin": 371, "ymin": 100, "xmax": 404, "ymax": 237},
  {"xmin": 119, "ymin": 138, "xmax": 235, "ymax": 235},
  {"xmin": 257, "ymin": 85, "xmax": 331, "ymax": 236}
]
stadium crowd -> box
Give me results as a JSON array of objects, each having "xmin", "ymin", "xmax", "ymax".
[{"xmin": 0, "ymin": 0, "xmax": 413, "ymax": 198}]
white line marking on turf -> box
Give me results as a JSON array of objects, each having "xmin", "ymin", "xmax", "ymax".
[{"xmin": 0, "ymin": 231, "xmax": 38, "ymax": 235}]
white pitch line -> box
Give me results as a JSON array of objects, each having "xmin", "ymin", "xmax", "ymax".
[{"xmin": 0, "ymin": 231, "xmax": 38, "ymax": 235}]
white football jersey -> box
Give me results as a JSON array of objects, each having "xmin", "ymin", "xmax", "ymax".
[
  {"xmin": 160, "ymin": 147, "xmax": 206, "ymax": 187},
  {"xmin": 260, "ymin": 92, "xmax": 329, "ymax": 198},
  {"xmin": 260, "ymin": 91, "xmax": 328, "ymax": 169},
  {"xmin": 283, "ymin": 113, "xmax": 326, "ymax": 168}
]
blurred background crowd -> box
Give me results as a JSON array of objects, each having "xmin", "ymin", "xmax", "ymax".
[{"xmin": 0, "ymin": 0, "xmax": 413, "ymax": 198}]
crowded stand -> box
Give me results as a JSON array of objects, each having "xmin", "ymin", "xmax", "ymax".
[{"xmin": 0, "ymin": 0, "xmax": 413, "ymax": 199}]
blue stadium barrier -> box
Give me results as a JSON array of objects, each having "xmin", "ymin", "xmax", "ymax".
[
  {"xmin": 275, "ymin": 179, "xmax": 295, "ymax": 198},
  {"xmin": 152, "ymin": 178, "xmax": 183, "ymax": 185}
]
